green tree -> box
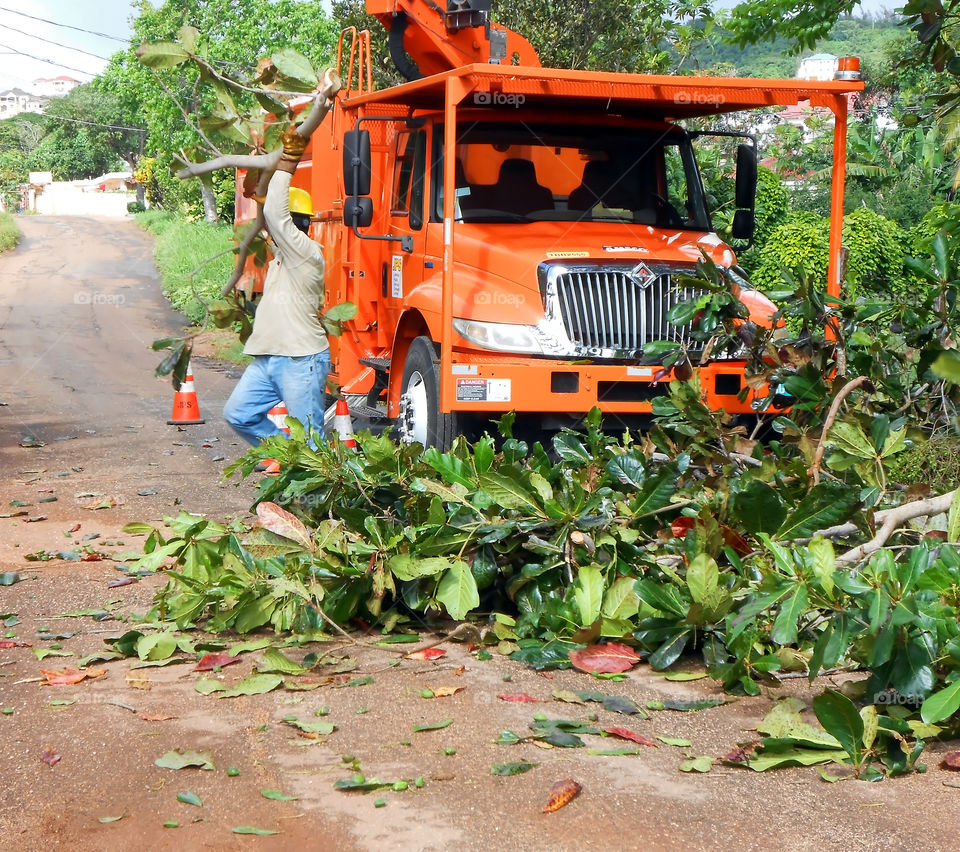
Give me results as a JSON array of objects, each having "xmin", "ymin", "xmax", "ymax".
[{"xmin": 99, "ymin": 0, "xmax": 338, "ymax": 220}]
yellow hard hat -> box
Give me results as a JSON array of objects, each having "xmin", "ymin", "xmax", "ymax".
[{"xmin": 289, "ymin": 186, "xmax": 314, "ymax": 217}]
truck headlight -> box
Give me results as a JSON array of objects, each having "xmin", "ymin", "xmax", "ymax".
[{"xmin": 453, "ymin": 318, "xmax": 543, "ymax": 354}]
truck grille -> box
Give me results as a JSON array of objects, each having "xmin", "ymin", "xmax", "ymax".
[{"xmin": 553, "ymin": 268, "xmax": 701, "ymax": 356}]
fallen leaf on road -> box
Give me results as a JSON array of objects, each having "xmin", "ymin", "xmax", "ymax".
[
  {"xmin": 498, "ymin": 692, "xmax": 539, "ymax": 703},
  {"xmin": 107, "ymin": 577, "xmax": 138, "ymax": 588},
  {"xmin": 233, "ymin": 826, "xmax": 278, "ymax": 836},
  {"xmin": 0, "ymin": 640, "xmax": 31, "ymax": 648},
  {"xmin": 569, "ymin": 643, "xmax": 640, "ymax": 674},
  {"xmin": 0, "ymin": 572, "xmax": 22, "ymax": 586},
  {"xmin": 405, "ymin": 647, "xmax": 446, "ymax": 661},
  {"xmin": 155, "ymin": 749, "xmax": 215, "ymax": 770},
  {"xmin": 40, "ymin": 668, "xmax": 106, "ymax": 685},
  {"xmin": 604, "ymin": 727, "xmax": 658, "ymax": 747},
  {"xmin": 491, "ymin": 761, "xmax": 537, "ymax": 776},
  {"xmin": 25, "ymin": 515, "xmax": 48, "ymax": 523},
  {"xmin": 83, "ymin": 497, "xmax": 121, "ymax": 510},
  {"xmin": 139, "ymin": 712, "xmax": 176, "ymax": 722},
  {"xmin": 941, "ymin": 751, "xmax": 960, "ymax": 771},
  {"xmin": 431, "ymin": 686, "xmax": 465, "ymax": 698},
  {"xmin": 67, "ymin": 524, "xmax": 81, "ymax": 533},
  {"xmin": 125, "ymin": 671, "xmax": 151, "ymax": 691},
  {"xmin": 40, "ymin": 746, "xmax": 61, "ymax": 767},
  {"xmin": 542, "ymin": 778, "xmax": 581, "ymax": 813},
  {"xmin": 177, "ymin": 791, "xmax": 203, "ymax": 807},
  {"xmin": 193, "ymin": 652, "xmax": 240, "ymax": 672}
]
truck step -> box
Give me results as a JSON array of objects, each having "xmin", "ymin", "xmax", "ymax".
[
  {"xmin": 359, "ymin": 357, "xmax": 391, "ymax": 372},
  {"xmin": 348, "ymin": 401, "xmax": 389, "ymax": 421}
]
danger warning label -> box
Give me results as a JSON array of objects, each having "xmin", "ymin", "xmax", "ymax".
[{"xmin": 456, "ymin": 378, "xmax": 511, "ymax": 402}]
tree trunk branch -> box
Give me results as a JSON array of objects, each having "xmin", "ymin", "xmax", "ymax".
[
  {"xmin": 833, "ymin": 489, "xmax": 956, "ymax": 565},
  {"xmin": 809, "ymin": 375, "xmax": 872, "ymax": 485}
]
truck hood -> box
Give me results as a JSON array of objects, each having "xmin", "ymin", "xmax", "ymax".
[{"xmin": 450, "ymin": 221, "xmax": 735, "ymax": 323}]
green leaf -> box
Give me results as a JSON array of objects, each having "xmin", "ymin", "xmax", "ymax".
[
  {"xmin": 219, "ymin": 674, "xmax": 283, "ymax": 698},
  {"xmin": 136, "ymin": 41, "xmax": 190, "ymax": 69},
  {"xmin": 679, "ymin": 756, "xmax": 714, "ymax": 772},
  {"xmin": 573, "ymin": 565, "xmax": 604, "ymax": 627},
  {"xmin": 388, "ymin": 554, "xmax": 454, "ymax": 581},
  {"xmin": 282, "ymin": 717, "xmax": 336, "ymax": 735},
  {"xmin": 478, "ymin": 471, "xmax": 543, "ymax": 513},
  {"xmin": 601, "ymin": 577, "xmax": 640, "ymax": 621},
  {"xmin": 194, "ymin": 678, "xmax": 226, "ymax": 695},
  {"xmin": 98, "ymin": 815, "xmax": 124, "ymax": 823},
  {"xmin": 770, "ymin": 584, "xmax": 809, "ymax": 646},
  {"xmin": 686, "ymin": 553, "xmax": 719, "ymax": 607},
  {"xmin": 921, "ymin": 678, "xmax": 960, "ymax": 724},
  {"xmin": 807, "ymin": 536, "xmax": 835, "ymax": 597},
  {"xmin": 136, "ymin": 632, "xmax": 179, "ymax": 662},
  {"xmin": 657, "ymin": 736, "xmax": 692, "ymax": 747},
  {"xmin": 932, "ymin": 350, "xmax": 960, "ymax": 385},
  {"xmin": 490, "ymin": 761, "xmax": 536, "ymax": 776},
  {"xmin": 413, "ymin": 718, "xmax": 453, "ymax": 732},
  {"xmin": 271, "ymin": 48, "xmax": 318, "ymax": 88},
  {"xmin": 775, "ymin": 482, "xmax": 859, "ymax": 540},
  {"xmin": 812, "ymin": 689, "xmax": 863, "ymax": 767},
  {"xmin": 949, "ymin": 489, "xmax": 960, "ymax": 544},
  {"xmin": 155, "ymin": 750, "xmax": 214, "ymax": 771},
  {"xmin": 258, "ymin": 647, "xmax": 308, "ymax": 675},
  {"xmin": 435, "ymin": 561, "xmax": 479, "ymax": 620},
  {"xmin": 663, "ymin": 671, "xmax": 708, "ymax": 682},
  {"xmin": 732, "ymin": 746, "xmax": 846, "ymax": 772},
  {"xmin": 261, "ymin": 788, "xmax": 298, "ymax": 801},
  {"xmin": 176, "ymin": 791, "xmax": 203, "ymax": 807},
  {"xmin": 232, "ymin": 826, "xmax": 279, "ymax": 836}
]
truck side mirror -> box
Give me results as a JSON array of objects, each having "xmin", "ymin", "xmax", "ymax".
[
  {"xmin": 344, "ymin": 196, "xmax": 373, "ymax": 228},
  {"xmin": 735, "ymin": 143, "xmax": 757, "ymax": 211},
  {"xmin": 343, "ymin": 129, "xmax": 371, "ymax": 196},
  {"xmin": 731, "ymin": 209, "xmax": 755, "ymax": 241}
]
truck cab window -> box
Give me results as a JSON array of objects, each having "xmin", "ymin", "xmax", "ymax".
[
  {"xmin": 392, "ymin": 130, "xmax": 426, "ymax": 229},
  {"xmin": 433, "ymin": 122, "xmax": 710, "ymax": 230}
]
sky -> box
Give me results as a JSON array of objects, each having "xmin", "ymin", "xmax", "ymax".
[{"xmin": 0, "ymin": 0, "xmax": 901, "ymax": 94}]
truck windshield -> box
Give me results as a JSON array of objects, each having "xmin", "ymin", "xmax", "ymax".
[{"xmin": 435, "ymin": 123, "xmax": 711, "ymax": 230}]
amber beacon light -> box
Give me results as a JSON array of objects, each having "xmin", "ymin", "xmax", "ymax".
[{"xmin": 835, "ymin": 56, "xmax": 862, "ymax": 81}]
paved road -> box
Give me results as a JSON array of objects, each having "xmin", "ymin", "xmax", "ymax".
[{"xmin": 0, "ymin": 215, "xmax": 250, "ymax": 517}]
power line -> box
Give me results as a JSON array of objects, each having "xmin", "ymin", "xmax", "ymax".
[
  {"xmin": 0, "ymin": 5, "xmax": 129, "ymax": 44},
  {"xmin": 0, "ymin": 22, "xmax": 114, "ymax": 62},
  {"xmin": 0, "ymin": 42, "xmax": 99, "ymax": 78},
  {"xmin": 43, "ymin": 114, "xmax": 146, "ymax": 134}
]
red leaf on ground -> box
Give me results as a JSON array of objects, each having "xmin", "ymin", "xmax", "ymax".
[
  {"xmin": 40, "ymin": 746, "xmax": 61, "ymax": 767},
  {"xmin": 0, "ymin": 640, "xmax": 31, "ymax": 648},
  {"xmin": 538, "ymin": 671, "xmax": 554, "ymax": 680},
  {"xmin": 405, "ymin": 648, "xmax": 446, "ymax": 661},
  {"xmin": 498, "ymin": 692, "xmax": 539, "ymax": 703},
  {"xmin": 40, "ymin": 668, "xmax": 106, "ymax": 685},
  {"xmin": 542, "ymin": 778, "xmax": 581, "ymax": 813},
  {"xmin": 671, "ymin": 516, "xmax": 696, "ymax": 538},
  {"xmin": 67, "ymin": 524, "xmax": 81, "ymax": 533},
  {"xmin": 941, "ymin": 750, "xmax": 960, "ymax": 771},
  {"xmin": 193, "ymin": 653, "xmax": 240, "ymax": 672},
  {"xmin": 80, "ymin": 552, "xmax": 103, "ymax": 562},
  {"xmin": 604, "ymin": 727, "xmax": 658, "ymax": 747},
  {"xmin": 723, "ymin": 745, "xmax": 755, "ymax": 764},
  {"xmin": 139, "ymin": 712, "xmax": 176, "ymax": 722},
  {"xmin": 568, "ymin": 642, "xmax": 641, "ymax": 674}
]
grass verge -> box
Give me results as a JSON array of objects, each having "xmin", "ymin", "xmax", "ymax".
[
  {"xmin": 136, "ymin": 210, "xmax": 234, "ymax": 325},
  {"xmin": 0, "ymin": 212, "xmax": 20, "ymax": 253}
]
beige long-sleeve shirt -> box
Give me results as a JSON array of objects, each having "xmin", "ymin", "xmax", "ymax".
[{"xmin": 243, "ymin": 170, "xmax": 327, "ymax": 356}]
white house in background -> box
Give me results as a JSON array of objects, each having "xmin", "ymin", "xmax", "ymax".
[
  {"xmin": 0, "ymin": 88, "xmax": 44, "ymax": 117},
  {"xmin": 797, "ymin": 53, "xmax": 839, "ymax": 82},
  {"xmin": 31, "ymin": 75, "xmax": 81, "ymax": 97}
]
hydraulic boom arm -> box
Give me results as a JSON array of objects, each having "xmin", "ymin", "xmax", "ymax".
[{"xmin": 366, "ymin": 0, "xmax": 541, "ymax": 80}]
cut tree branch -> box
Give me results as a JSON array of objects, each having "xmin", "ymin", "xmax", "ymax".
[
  {"xmin": 832, "ymin": 489, "xmax": 957, "ymax": 565},
  {"xmin": 809, "ymin": 375, "xmax": 872, "ymax": 485}
]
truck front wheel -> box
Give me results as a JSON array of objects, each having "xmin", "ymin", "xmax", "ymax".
[{"xmin": 397, "ymin": 336, "xmax": 458, "ymax": 450}]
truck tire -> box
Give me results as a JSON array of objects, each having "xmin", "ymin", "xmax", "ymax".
[{"xmin": 397, "ymin": 336, "xmax": 458, "ymax": 450}]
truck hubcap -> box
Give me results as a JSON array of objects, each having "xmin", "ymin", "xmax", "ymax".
[{"xmin": 399, "ymin": 370, "xmax": 429, "ymax": 445}]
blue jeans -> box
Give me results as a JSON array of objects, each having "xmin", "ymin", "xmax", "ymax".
[{"xmin": 223, "ymin": 352, "xmax": 330, "ymax": 447}]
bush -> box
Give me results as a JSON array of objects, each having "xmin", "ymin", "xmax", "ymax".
[
  {"xmin": 0, "ymin": 211, "xmax": 19, "ymax": 253},
  {"xmin": 127, "ymin": 201, "xmax": 146, "ymax": 214},
  {"xmin": 887, "ymin": 434, "xmax": 960, "ymax": 493},
  {"xmin": 139, "ymin": 214, "xmax": 234, "ymax": 325}
]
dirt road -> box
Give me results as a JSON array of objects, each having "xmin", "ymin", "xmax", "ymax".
[{"xmin": 1, "ymin": 215, "xmax": 959, "ymax": 851}]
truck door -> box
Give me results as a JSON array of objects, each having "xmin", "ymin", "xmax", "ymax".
[{"xmin": 384, "ymin": 127, "xmax": 427, "ymax": 313}]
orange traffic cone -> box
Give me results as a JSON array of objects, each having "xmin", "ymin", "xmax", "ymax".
[
  {"xmin": 267, "ymin": 401, "xmax": 291, "ymax": 435},
  {"xmin": 167, "ymin": 362, "xmax": 204, "ymax": 425},
  {"xmin": 334, "ymin": 398, "xmax": 356, "ymax": 448}
]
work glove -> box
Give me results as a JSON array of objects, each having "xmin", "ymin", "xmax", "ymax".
[{"xmin": 281, "ymin": 126, "xmax": 309, "ymax": 158}]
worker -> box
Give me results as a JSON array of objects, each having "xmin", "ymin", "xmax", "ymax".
[{"xmin": 222, "ymin": 128, "xmax": 328, "ymax": 449}]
